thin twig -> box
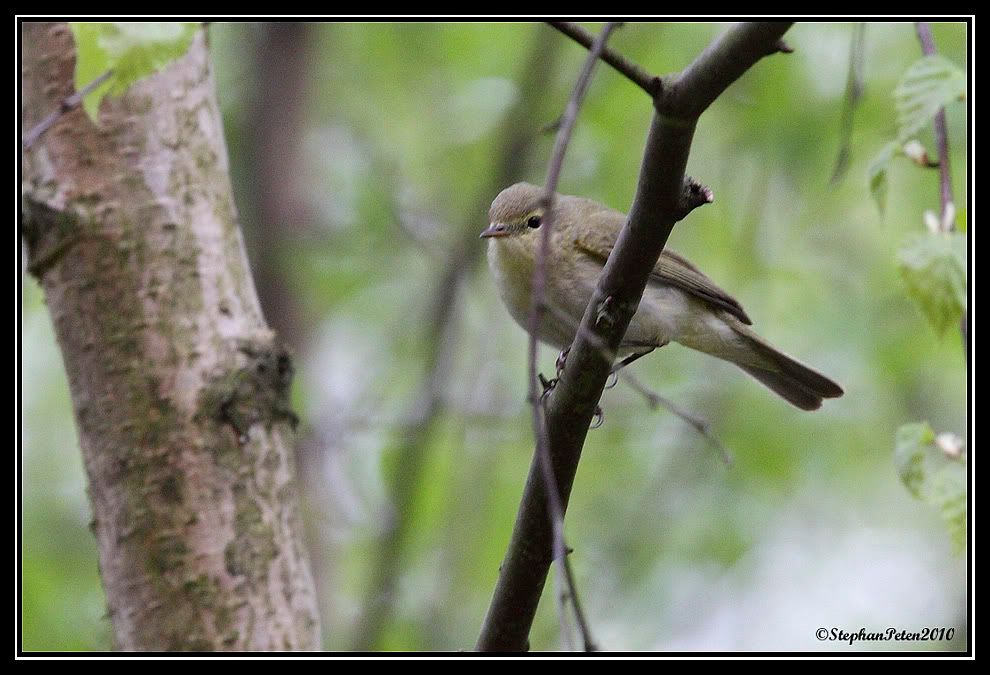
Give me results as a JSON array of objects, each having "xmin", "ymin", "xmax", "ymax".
[
  {"xmin": 830, "ymin": 23, "xmax": 866, "ymax": 184},
  {"xmin": 548, "ymin": 22, "xmax": 662, "ymax": 98},
  {"xmin": 621, "ymin": 371, "xmax": 733, "ymax": 466},
  {"xmin": 915, "ymin": 22, "xmax": 967, "ymax": 363},
  {"xmin": 527, "ymin": 21, "xmax": 619, "ymax": 652},
  {"xmin": 915, "ymin": 23, "xmax": 957, "ymax": 225},
  {"xmin": 22, "ymin": 70, "xmax": 112, "ymax": 149}
]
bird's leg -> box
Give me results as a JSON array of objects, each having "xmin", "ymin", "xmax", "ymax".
[
  {"xmin": 591, "ymin": 406, "xmax": 604, "ymax": 429},
  {"xmin": 539, "ymin": 372, "xmax": 603, "ymax": 429},
  {"xmin": 538, "ymin": 373, "xmax": 557, "ymax": 400},
  {"xmin": 604, "ymin": 342, "xmax": 666, "ymax": 389},
  {"xmin": 611, "ymin": 348, "xmax": 654, "ymax": 374},
  {"xmin": 531, "ymin": 347, "xmax": 573, "ymax": 402}
]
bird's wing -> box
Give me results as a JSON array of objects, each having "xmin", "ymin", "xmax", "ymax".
[{"xmin": 572, "ymin": 216, "xmax": 753, "ymax": 325}]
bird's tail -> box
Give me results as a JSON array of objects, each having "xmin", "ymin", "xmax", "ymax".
[{"xmin": 729, "ymin": 322, "xmax": 844, "ymax": 411}]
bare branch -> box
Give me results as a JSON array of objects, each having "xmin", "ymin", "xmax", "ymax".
[
  {"xmin": 476, "ymin": 21, "xmax": 793, "ymax": 653},
  {"xmin": 915, "ymin": 23, "xmax": 957, "ymax": 225},
  {"xmin": 548, "ymin": 21, "xmax": 662, "ymax": 97},
  {"xmin": 621, "ymin": 371, "xmax": 733, "ymax": 466},
  {"xmin": 830, "ymin": 23, "xmax": 867, "ymax": 184}
]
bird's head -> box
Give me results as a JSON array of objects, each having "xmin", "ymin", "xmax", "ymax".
[{"xmin": 481, "ymin": 182, "xmax": 551, "ymax": 242}]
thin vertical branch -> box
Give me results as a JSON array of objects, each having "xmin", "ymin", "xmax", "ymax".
[
  {"xmin": 915, "ymin": 23, "xmax": 957, "ymax": 221},
  {"xmin": 830, "ymin": 23, "xmax": 866, "ymax": 184},
  {"xmin": 915, "ymin": 21, "xmax": 967, "ymax": 361},
  {"xmin": 524, "ymin": 21, "xmax": 619, "ymax": 652}
]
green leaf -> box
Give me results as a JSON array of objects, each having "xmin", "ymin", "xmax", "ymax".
[
  {"xmin": 895, "ymin": 422, "xmax": 967, "ymax": 554},
  {"xmin": 69, "ymin": 22, "xmax": 200, "ymax": 122},
  {"xmin": 868, "ymin": 141, "xmax": 898, "ymax": 215},
  {"xmin": 68, "ymin": 23, "xmax": 113, "ymax": 121},
  {"xmin": 894, "ymin": 55, "xmax": 966, "ymax": 143},
  {"xmin": 897, "ymin": 232, "xmax": 967, "ymax": 335},
  {"xmin": 894, "ymin": 422, "xmax": 936, "ymax": 499}
]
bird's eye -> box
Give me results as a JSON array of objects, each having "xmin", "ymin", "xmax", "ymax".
[{"xmin": 527, "ymin": 215, "xmax": 542, "ymax": 229}]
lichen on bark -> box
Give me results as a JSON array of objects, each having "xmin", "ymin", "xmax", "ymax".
[{"xmin": 21, "ymin": 22, "xmax": 321, "ymax": 651}]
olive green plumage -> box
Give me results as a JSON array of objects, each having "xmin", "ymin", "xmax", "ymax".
[{"xmin": 482, "ymin": 182, "xmax": 843, "ymax": 410}]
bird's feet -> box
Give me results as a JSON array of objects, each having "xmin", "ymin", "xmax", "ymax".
[
  {"xmin": 555, "ymin": 346, "xmax": 571, "ymax": 379},
  {"xmin": 591, "ymin": 405, "xmax": 604, "ymax": 429},
  {"xmin": 538, "ymin": 373, "xmax": 557, "ymax": 401},
  {"xmin": 538, "ymin": 372, "xmax": 604, "ymax": 429}
]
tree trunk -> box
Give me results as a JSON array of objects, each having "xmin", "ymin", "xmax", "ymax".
[{"xmin": 21, "ymin": 22, "xmax": 321, "ymax": 651}]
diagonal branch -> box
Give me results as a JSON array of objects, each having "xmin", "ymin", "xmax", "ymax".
[
  {"xmin": 621, "ymin": 371, "xmax": 733, "ymax": 466},
  {"xmin": 476, "ymin": 22, "xmax": 793, "ymax": 653},
  {"xmin": 548, "ymin": 21, "xmax": 662, "ymax": 97}
]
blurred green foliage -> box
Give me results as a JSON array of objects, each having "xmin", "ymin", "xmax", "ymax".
[
  {"xmin": 894, "ymin": 422, "xmax": 966, "ymax": 554},
  {"xmin": 22, "ymin": 21, "xmax": 968, "ymax": 651},
  {"xmin": 69, "ymin": 22, "xmax": 200, "ymax": 120}
]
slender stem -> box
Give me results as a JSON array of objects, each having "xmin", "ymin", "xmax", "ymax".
[
  {"xmin": 621, "ymin": 371, "xmax": 733, "ymax": 466},
  {"xmin": 548, "ymin": 21, "xmax": 662, "ymax": 97},
  {"xmin": 830, "ymin": 23, "xmax": 867, "ymax": 184},
  {"xmin": 915, "ymin": 23, "xmax": 956, "ymax": 222}
]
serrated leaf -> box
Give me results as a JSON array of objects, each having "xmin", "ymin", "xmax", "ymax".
[
  {"xmin": 897, "ymin": 232, "xmax": 967, "ymax": 335},
  {"xmin": 69, "ymin": 22, "xmax": 200, "ymax": 122},
  {"xmin": 894, "ymin": 55, "xmax": 966, "ymax": 143},
  {"xmin": 868, "ymin": 142, "xmax": 898, "ymax": 215},
  {"xmin": 895, "ymin": 422, "xmax": 967, "ymax": 554}
]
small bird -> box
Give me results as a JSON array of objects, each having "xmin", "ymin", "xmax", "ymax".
[{"xmin": 481, "ymin": 182, "xmax": 843, "ymax": 410}]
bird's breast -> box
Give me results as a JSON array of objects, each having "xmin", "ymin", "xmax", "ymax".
[
  {"xmin": 487, "ymin": 240, "xmax": 534, "ymax": 329},
  {"xmin": 487, "ymin": 239, "xmax": 592, "ymax": 349}
]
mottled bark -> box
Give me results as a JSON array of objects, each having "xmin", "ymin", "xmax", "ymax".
[{"xmin": 21, "ymin": 23, "xmax": 321, "ymax": 651}]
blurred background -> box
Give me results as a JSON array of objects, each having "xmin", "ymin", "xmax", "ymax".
[{"xmin": 21, "ymin": 22, "xmax": 968, "ymax": 651}]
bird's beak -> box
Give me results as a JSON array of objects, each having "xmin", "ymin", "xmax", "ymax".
[{"xmin": 480, "ymin": 222, "xmax": 510, "ymax": 239}]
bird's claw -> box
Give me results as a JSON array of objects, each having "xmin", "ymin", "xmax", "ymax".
[
  {"xmin": 590, "ymin": 405, "xmax": 604, "ymax": 429},
  {"xmin": 538, "ymin": 373, "xmax": 558, "ymax": 400},
  {"xmin": 555, "ymin": 347, "xmax": 570, "ymax": 379}
]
